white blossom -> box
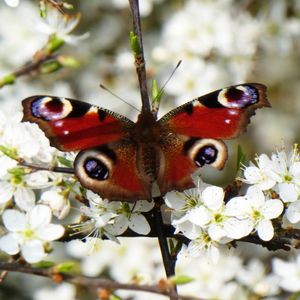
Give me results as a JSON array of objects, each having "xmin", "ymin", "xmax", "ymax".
[
  {"xmin": 0, "ymin": 205, "xmax": 64, "ymax": 263},
  {"xmin": 226, "ymin": 186, "xmax": 283, "ymax": 241},
  {"xmin": 243, "ymin": 154, "xmax": 276, "ymax": 190}
]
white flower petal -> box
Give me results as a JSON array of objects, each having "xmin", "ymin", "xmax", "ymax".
[
  {"xmin": 132, "ymin": 200, "xmax": 154, "ymax": 212},
  {"xmin": 2, "ymin": 209, "xmax": 26, "ymax": 231},
  {"xmin": 128, "ymin": 214, "xmax": 150, "ymax": 235},
  {"xmin": 208, "ymin": 224, "xmax": 226, "ymax": 241},
  {"xmin": 246, "ymin": 186, "xmax": 265, "ymax": 209},
  {"xmin": 202, "ymin": 186, "xmax": 224, "ymax": 211},
  {"xmin": 14, "ymin": 186, "xmax": 35, "ymax": 211},
  {"xmin": 223, "ymin": 217, "xmax": 254, "ymax": 239},
  {"xmin": 105, "ymin": 215, "xmax": 128, "ymax": 235},
  {"xmin": 29, "ymin": 205, "xmax": 51, "ymax": 229},
  {"xmin": 165, "ymin": 192, "xmax": 186, "ymax": 210},
  {"xmin": 278, "ymin": 182, "xmax": 299, "ymax": 203},
  {"xmin": 36, "ymin": 224, "xmax": 65, "ymax": 241},
  {"xmin": 262, "ymin": 199, "xmax": 283, "ymax": 219},
  {"xmin": 225, "ymin": 197, "xmax": 251, "ymax": 218},
  {"xmin": 0, "ymin": 234, "xmax": 20, "ymax": 255},
  {"xmin": 257, "ymin": 219, "xmax": 274, "ymax": 241},
  {"xmin": 187, "ymin": 206, "xmax": 211, "ymax": 226},
  {"xmin": 22, "ymin": 240, "xmax": 47, "ymax": 263},
  {"xmin": 0, "ymin": 181, "xmax": 14, "ymax": 204},
  {"xmin": 286, "ymin": 201, "xmax": 300, "ymax": 223}
]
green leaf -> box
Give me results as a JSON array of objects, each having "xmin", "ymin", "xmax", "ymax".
[
  {"xmin": 57, "ymin": 156, "xmax": 73, "ymax": 168},
  {"xmin": 39, "ymin": 0, "xmax": 46, "ymax": 18},
  {"xmin": 130, "ymin": 31, "xmax": 142, "ymax": 57},
  {"xmin": 170, "ymin": 275, "xmax": 194, "ymax": 285},
  {"xmin": 32, "ymin": 261, "xmax": 55, "ymax": 268},
  {"xmin": 288, "ymin": 291, "xmax": 300, "ymax": 300},
  {"xmin": 236, "ymin": 144, "xmax": 247, "ymax": 173}
]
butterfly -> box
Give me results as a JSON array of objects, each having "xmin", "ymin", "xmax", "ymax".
[{"xmin": 22, "ymin": 83, "xmax": 269, "ymax": 202}]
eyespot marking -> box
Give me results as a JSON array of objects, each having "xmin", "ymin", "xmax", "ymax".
[
  {"xmin": 31, "ymin": 97, "xmax": 72, "ymax": 121},
  {"xmin": 84, "ymin": 157, "xmax": 109, "ymax": 180},
  {"xmin": 218, "ymin": 85, "xmax": 258, "ymax": 108}
]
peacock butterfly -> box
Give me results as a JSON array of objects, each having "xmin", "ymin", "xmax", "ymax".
[{"xmin": 22, "ymin": 83, "xmax": 269, "ymax": 201}]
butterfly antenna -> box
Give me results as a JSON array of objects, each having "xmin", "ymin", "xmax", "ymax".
[
  {"xmin": 153, "ymin": 60, "xmax": 182, "ymax": 103},
  {"xmin": 99, "ymin": 84, "xmax": 140, "ymax": 112}
]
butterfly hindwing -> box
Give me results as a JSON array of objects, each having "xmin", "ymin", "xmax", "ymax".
[
  {"xmin": 74, "ymin": 142, "xmax": 152, "ymax": 201},
  {"xmin": 159, "ymin": 83, "xmax": 270, "ymax": 139},
  {"xmin": 22, "ymin": 96, "xmax": 134, "ymax": 151},
  {"xmin": 157, "ymin": 83, "xmax": 269, "ymax": 195}
]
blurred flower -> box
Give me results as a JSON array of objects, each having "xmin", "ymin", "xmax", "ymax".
[
  {"xmin": 0, "ymin": 205, "xmax": 64, "ymax": 263},
  {"xmin": 226, "ymin": 186, "xmax": 283, "ymax": 241},
  {"xmin": 272, "ymin": 254, "xmax": 300, "ymax": 292},
  {"xmin": 237, "ymin": 259, "xmax": 280, "ymax": 297},
  {"xmin": 34, "ymin": 283, "xmax": 77, "ymax": 300},
  {"xmin": 35, "ymin": 8, "xmax": 89, "ymax": 45},
  {"xmin": 4, "ymin": 0, "xmax": 20, "ymax": 7}
]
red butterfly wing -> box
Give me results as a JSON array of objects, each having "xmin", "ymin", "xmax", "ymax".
[
  {"xmin": 157, "ymin": 83, "xmax": 269, "ymax": 195},
  {"xmin": 159, "ymin": 83, "xmax": 270, "ymax": 139},
  {"xmin": 22, "ymin": 96, "xmax": 134, "ymax": 151}
]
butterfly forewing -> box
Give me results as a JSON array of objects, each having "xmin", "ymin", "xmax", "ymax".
[
  {"xmin": 159, "ymin": 83, "xmax": 269, "ymax": 139},
  {"xmin": 22, "ymin": 96, "xmax": 134, "ymax": 151}
]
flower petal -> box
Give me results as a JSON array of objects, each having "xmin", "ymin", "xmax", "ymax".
[
  {"xmin": 132, "ymin": 200, "xmax": 154, "ymax": 212},
  {"xmin": 0, "ymin": 181, "xmax": 14, "ymax": 204},
  {"xmin": 278, "ymin": 182, "xmax": 299, "ymax": 203},
  {"xmin": 246, "ymin": 186, "xmax": 265, "ymax": 209},
  {"xmin": 36, "ymin": 224, "xmax": 65, "ymax": 241},
  {"xmin": 128, "ymin": 214, "xmax": 150, "ymax": 235},
  {"xmin": 0, "ymin": 234, "xmax": 20, "ymax": 255},
  {"xmin": 187, "ymin": 206, "xmax": 211, "ymax": 226},
  {"xmin": 202, "ymin": 186, "xmax": 224, "ymax": 211},
  {"xmin": 262, "ymin": 199, "xmax": 283, "ymax": 219},
  {"xmin": 286, "ymin": 201, "xmax": 300, "ymax": 224},
  {"xmin": 22, "ymin": 240, "xmax": 47, "ymax": 263},
  {"xmin": 225, "ymin": 197, "xmax": 251, "ymax": 218},
  {"xmin": 14, "ymin": 186, "xmax": 35, "ymax": 211},
  {"xmin": 29, "ymin": 205, "xmax": 52, "ymax": 229},
  {"xmin": 257, "ymin": 219, "xmax": 274, "ymax": 241},
  {"xmin": 2, "ymin": 209, "xmax": 26, "ymax": 231}
]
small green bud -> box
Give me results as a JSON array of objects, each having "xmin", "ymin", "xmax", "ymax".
[
  {"xmin": 170, "ymin": 275, "xmax": 194, "ymax": 285},
  {"xmin": 57, "ymin": 56, "xmax": 80, "ymax": 68},
  {"xmin": 40, "ymin": 61, "xmax": 61, "ymax": 74},
  {"xmin": 0, "ymin": 74, "xmax": 16, "ymax": 87},
  {"xmin": 57, "ymin": 156, "xmax": 74, "ymax": 168},
  {"xmin": 56, "ymin": 261, "xmax": 77, "ymax": 274},
  {"xmin": 237, "ymin": 144, "xmax": 247, "ymax": 175},
  {"xmin": 46, "ymin": 35, "xmax": 65, "ymax": 53},
  {"xmin": 130, "ymin": 31, "xmax": 142, "ymax": 57}
]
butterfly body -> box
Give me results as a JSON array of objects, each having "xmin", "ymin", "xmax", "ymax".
[{"xmin": 22, "ymin": 83, "xmax": 270, "ymax": 202}]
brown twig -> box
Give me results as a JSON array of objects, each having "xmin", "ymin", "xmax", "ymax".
[
  {"xmin": 18, "ymin": 161, "xmax": 75, "ymax": 174},
  {"xmin": 128, "ymin": 0, "xmax": 151, "ymax": 112},
  {"xmin": 0, "ymin": 262, "xmax": 202, "ymax": 300}
]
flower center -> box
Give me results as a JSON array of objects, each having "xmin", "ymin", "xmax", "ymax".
[
  {"xmin": 214, "ymin": 213, "xmax": 223, "ymax": 223},
  {"xmin": 24, "ymin": 228, "xmax": 35, "ymax": 240}
]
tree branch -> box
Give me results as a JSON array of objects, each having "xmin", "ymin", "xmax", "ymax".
[
  {"xmin": 0, "ymin": 262, "xmax": 202, "ymax": 300},
  {"xmin": 128, "ymin": 0, "xmax": 151, "ymax": 112}
]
